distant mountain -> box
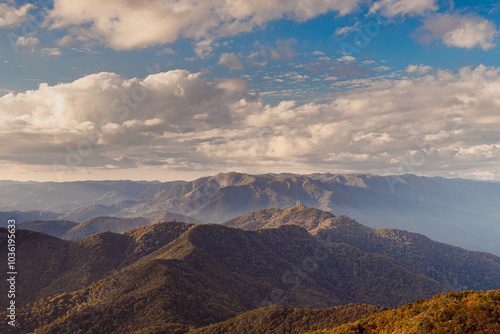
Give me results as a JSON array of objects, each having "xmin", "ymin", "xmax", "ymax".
[
  {"xmin": 3, "ymin": 173, "xmax": 500, "ymax": 255},
  {"xmin": 19, "ymin": 220, "xmax": 78, "ymax": 238},
  {"xmin": 224, "ymin": 205, "xmax": 500, "ymax": 292},
  {"xmin": 115, "ymin": 172, "xmax": 500, "ymax": 255},
  {"xmin": 2, "ymin": 220, "xmax": 447, "ymax": 333},
  {"xmin": 58, "ymin": 203, "xmax": 126, "ymax": 222},
  {"xmin": 62, "ymin": 216, "xmax": 150, "ymax": 240},
  {"xmin": 62, "ymin": 211, "xmax": 203, "ymax": 240},
  {"xmin": 0, "ymin": 210, "xmax": 59, "ymax": 227},
  {"xmin": 193, "ymin": 304, "xmax": 388, "ymax": 334},
  {"xmin": 19, "ymin": 211, "xmax": 203, "ymax": 240},
  {"xmin": 313, "ymin": 290, "xmax": 500, "ymax": 334},
  {"xmin": 0, "ymin": 179, "xmax": 183, "ymax": 212}
]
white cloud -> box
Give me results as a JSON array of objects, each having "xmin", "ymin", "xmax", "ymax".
[
  {"xmin": 420, "ymin": 13, "xmax": 498, "ymax": 51},
  {"xmin": 234, "ymin": 65, "xmax": 500, "ymax": 174},
  {"xmin": 0, "ymin": 70, "xmax": 249, "ymax": 168},
  {"xmin": 16, "ymin": 36, "xmax": 39, "ymax": 47},
  {"xmin": 15, "ymin": 38, "xmax": 61, "ymax": 56},
  {"xmin": 2, "ymin": 66, "xmax": 500, "ymax": 179},
  {"xmin": 335, "ymin": 22, "xmax": 361, "ymax": 36},
  {"xmin": 193, "ymin": 39, "xmax": 215, "ymax": 59},
  {"xmin": 374, "ymin": 66, "xmax": 391, "ymax": 72},
  {"xmin": 337, "ymin": 55, "xmax": 356, "ymax": 62},
  {"xmin": 0, "ymin": 3, "xmax": 32, "ymax": 28},
  {"xmin": 217, "ymin": 53, "xmax": 243, "ymax": 70},
  {"xmin": 406, "ymin": 64, "xmax": 432, "ymax": 74},
  {"xmin": 370, "ymin": 0, "xmax": 437, "ymax": 17},
  {"xmin": 40, "ymin": 48, "xmax": 62, "ymax": 56},
  {"xmin": 47, "ymin": 0, "xmax": 363, "ymax": 51},
  {"xmin": 56, "ymin": 35, "xmax": 74, "ymax": 47}
]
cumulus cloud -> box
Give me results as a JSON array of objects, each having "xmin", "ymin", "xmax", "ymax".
[
  {"xmin": 0, "ymin": 3, "xmax": 32, "ymax": 28},
  {"xmin": 0, "ymin": 70, "xmax": 248, "ymax": 169},
  {"xmin": 198, "ymin": 65, "xmax": 500, "ymax": 176},
  {"xmin": 47, "ymin": 0, "xmax": 363, "ymax": 51},
  {"xmin": 193, "ymin": 39, "xmax": 215, "ymax": 59},
  {"xmin": 337, "ymin": 55, "xmax": 356, "ymax": 62},
  {"xmin": 420, "ymin": 13, "xmax": 498, "ymax": 51},
  {"xmin": 374, "ymin": 66, "xmax": 391, "ymax": 72},
  {"xmin": 370, "ymin": 0, "xmax": 437, "ymax": 17},
  {"xmin": 16, "ymin": 36, "xmax": 39, "ymax": 47},
  {"xmin": 2, "ymin": 66, "xmax": 500, "ymax": 179},
  {"xmin": 406, "ymin": 64, "xmax": 433, "ymax": 74},
  {"xmin": 217, "ymin": 53, "xmax": 243, "ymax": 70}
]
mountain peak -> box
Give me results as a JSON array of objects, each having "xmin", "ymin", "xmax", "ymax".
[
  {"xmin": 287, "ymin": 204, "xmax": 308, "ymax": 211},
  {"xmin": 223, "ymin": 205, "xmax": 336, "ymax": 231}
]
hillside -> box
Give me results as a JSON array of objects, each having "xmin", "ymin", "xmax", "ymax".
[
  {"xmin": 19, "ymin": 211, "xmax": 202, "ymax": 240},
  {"xmin": 224, "ymin": 205, "xmax": 500, "ymax": 292},
  {"xmin": 3, "ymin": 173, "xmax": 500, "ymax": 255},
  {"xmin": 310, "ymin": 290, "xmax": 500, "ymax": 334},
  {"xmin": 0, "ymin": 222, "xmax": 195, "ymax": 309},
  {"xmin": 1, "ymin": 221, "xmax": 447, "ymax": 333},
  {"xmin": 111, "ymin": 172, "xmax": 500, "ymax": 255},
  {"xmin": 193, "ymin": 304, "xmax": 388, "ymax": 334}
]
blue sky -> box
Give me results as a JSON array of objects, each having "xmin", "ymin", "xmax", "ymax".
[{"xmin": 1, "ymin": 0, "xmax": 500, "ymax": 181}]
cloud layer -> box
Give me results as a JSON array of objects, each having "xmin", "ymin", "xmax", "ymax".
[
  {"xmin": 1, "ymin": 66, "xmax": 500, "ymax": 179},
  {"xmin": 47, "ymin": 0, "xmax": 363, "ymax": 50},
  {"xmin": 0, "ymin": 3, "xmax": 32, "ymax": 28},
  {"xmin": 420, "ymin": 13, "xmax": 498, "ymax": 51},
  {"xmin": 370, "ymin": 0, "xmax": 437, "ymax": 17}
]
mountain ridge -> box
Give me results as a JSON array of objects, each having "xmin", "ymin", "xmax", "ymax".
[
  {"xmin": 2, "ymin": 216, "xmax": 449, "ymax": 333},
  {"xmin": 224, "ymin": 205, "xmax": 500, "ymax": 292},
  {"xmin": 19, "ymin": 211, "xmax": 203, "ymax": 240},
  {"xmin": 3, "ymin": 172, "xmax": 500, "ymax": 255}
]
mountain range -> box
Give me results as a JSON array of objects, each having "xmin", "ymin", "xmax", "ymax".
[
  {"xmin": 2, "ymin": 172, "xmax": 500, "ymax": 256},
  {"xmin": 17, "ymin": 205, "xmax": 500, "ymax": 292},
  {"xmin": 19, "ymin": 211, "xmax": 202, "ymax": 240},
  {"xmin": 224, "ymin": 205, "xmax": 500, "ymax": 291},
  {"xmin": 2, "ymin": 205, "xmax": 500, "ymax": 333}
]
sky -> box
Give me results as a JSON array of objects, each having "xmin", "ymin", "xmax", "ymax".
[{"xmin": 0, "ymin": 0, "xmax": 500, "ymax": 182}]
